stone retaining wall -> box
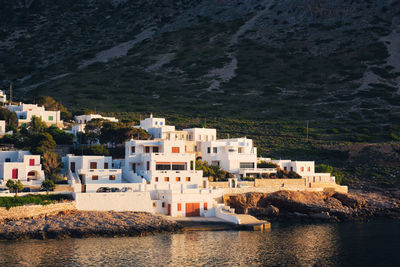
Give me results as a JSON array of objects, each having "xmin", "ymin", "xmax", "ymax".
[{"xmin": 0, "ymin": 202, "xmax": 76, "ymax": 221}]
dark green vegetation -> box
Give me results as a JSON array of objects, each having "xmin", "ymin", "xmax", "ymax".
[
  {"xmin": 0, "ymin": 194, "xmax": 72, "ymax": 209},
  {"xmin": 196, "ymin": 160, "xmax": 234, "ymax": 181},
  {"xmin": 0, "ymin": 1, "xmax": 399, "ymax": 189}
]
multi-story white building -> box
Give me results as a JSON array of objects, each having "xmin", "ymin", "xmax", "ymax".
[
  {"xmin": 271, "ymin": 159, "xmax": 335, "ymax": 186},
  {"xmin": 62, "ymin": 155, "xmax": 122, "ymax": 188},
  {"xmin": 0, "ymin": 151, "xmax": 44, "ymax": 186},
  {"xmin": 0, "ymin": 90, "xmax": 6, "ymax": 104},
  {"xmin": 134, "ymin": 114, "xmax": 177, "ymax": 139},
  {"xmin": 123, "ymin": 139, "xmax": 201, "ymax": 186},
  {"xmin": 6, "ymin": 103, "xmax": 63, "ymax": 128}
]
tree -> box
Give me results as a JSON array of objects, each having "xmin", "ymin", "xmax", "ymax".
[
  {"xmin": 6, "ymin": 179, "xmax": 23, "ymax": 197},
  {"xmin": 0, "ymin": 107, "xmax": 17, "ymax": 127},
  {"xmin": 30, "ymin": 116, "xmax": 47, "ymax": 134},
  {"xmin": 30, "ymin": 133, "xmax": 56, "ymax": 155},
  {"xmin": 35, "ymin": 96, "xmax": 67, "ymax": 112},
  {"xmin": 42, "ymin": 151, "xmax": 61, "ymax": 179},
  {"xmin": 316, "ymin": 164, "xmax": 344, "ymax": 185},
  {"xmin": 46, "ymin": 126, "xmax": 73, "ymax": 145},
  {"xmin": 41, "ymin": 180, "xmax": 55, "ymax": 195},
  {"xmin": 257, "ymin": 161, "xmax": 278, "ymax": 168}
]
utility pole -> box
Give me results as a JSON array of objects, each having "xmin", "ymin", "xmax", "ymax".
[
  {"xmin": 306, "ymin": 120, "xmax": 309, "ymax": 142},
  {"xmin": 9, "ymin": 83, "xmax": 12, "ymax": 104}
]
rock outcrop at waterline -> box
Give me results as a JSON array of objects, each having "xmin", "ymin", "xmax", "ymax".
[
  {"xmin": 225, "ymin": 190, "xmax": 400, "ymax": 222},
  {"xmin": 0, "ymin": 211, "xmax": 182, "ymax": 240}
]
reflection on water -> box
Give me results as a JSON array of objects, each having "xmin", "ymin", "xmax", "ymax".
[{"xmin": 0, "ymin": 220, "xmax": 399, "ymax": 266}]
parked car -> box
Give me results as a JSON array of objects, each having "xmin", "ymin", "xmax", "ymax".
[
  {"xmin": 121, "ymin": 187, "xmax": 133, "ymax": 192},
  {"xmin": 111, "ymin": 187, "xmax": 121, "ymax": 192},
  {"xmin": 22, "ymin": 188, "xmax": 31, "ymax": 192},
  {"xmin": 96, "ymin": 187, "xmax": 111, "ymax": 193},
  {"xmin": 0, "ymin": 188, "xmax": 10, "ymax": 194}
]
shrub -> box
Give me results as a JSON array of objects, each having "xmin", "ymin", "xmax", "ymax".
[
  {"xmin": 257, "ymin": 161, "xmax": 278, "ymax": 168},
  {"xmin": 0, "ymin": 194, "xmax": 72, "ymax": 209}
]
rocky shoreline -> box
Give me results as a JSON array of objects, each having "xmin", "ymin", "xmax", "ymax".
[
  {"xmin": 225, "ymin": 190, "xmax": 400, "ymax": 222},
  {"xmin": 0, "ymin": 211, "xmax": 182, "ymax": 240}
]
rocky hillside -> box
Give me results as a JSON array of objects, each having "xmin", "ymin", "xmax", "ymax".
[{"xmin": 1, "ymin": 0, "xmax": 400, "ymax": 131}]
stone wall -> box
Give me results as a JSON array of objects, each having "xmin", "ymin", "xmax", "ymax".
[
  {"xmin": 209, "ymin": 182, "xmax": 229, "ymax": 188},
  {"xmin": 254, "ymin": 179, "xmax": 306, "ymax": 190},
  {"xmin": 0, "ymin": 202, "xmax": 76, "ymax": 221}
]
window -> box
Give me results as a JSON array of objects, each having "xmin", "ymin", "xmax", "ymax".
[
  {"xmin": 90, "ymin": 162, "xmax": 97, "ymax": 169},
  {"xmin": 238, "ymin": 148, "xmax": 244, "ymax": 153},
  {"xmin": 131, "ymin": 146, "xmax": 135, "ymax": 153},
  {"xmin": 284, "ymin": 167, "xmax": 287, "ymax": 171},
  {"xmin": 307, "ymin": 167, "xmax": 311, "ymax": 172},
  {"xmin": 177, "ymin": 203, "xmax": 181, "ymax": 211},
  {"xmin": 162, "ymin": 202, "xmax": 165, "ymax": 208},
  {"xmin": 213, "ymin": 147, "xmax": 217, "ymax": 153},
  {"xmin": 70, "ymin": 162, "xmax": 75, "ymax": 172},
  {"xmin": 194, "ymin": 145, "xmax": 197, "ymax": 152},
  {"xmin": 12, "ymin": 169, "xmax": 18, "ymax": 179},
  {"xmin": 156, "ymin": 163, "xmax": 171, "ymax": 170},
  {"xmin": 48, "ymin": 116, "xmax": 53, "ymax": 121},
  {"xmin": 132, "ymin": 163, "xmax": 136, "ymax": 172},
  {"xmin": 211, "ymin": 161, "xmax": 220, "ymax": 167},
  {"xmin": 145, "ymin": 147, "xmax": 150, "ymax": 153},
  {"xmin": 5, "ymin": 158, "xmax": 10, "ymax": 162},
  {"xmin": 190, "ymin": 161, "xmax": 194, "ymax": 170},
  {"xmin": 228, "ymin": 149, "xmax": 235, "ymax": 152},
  {"xmin": 155, "ymin": 122, "xmax": 158, "ymax": 125},
  {"xmin": 172, "ymin": 147, "xmax": 180, "ymax": 153},
  {"xmin": 160, "ymin": 122, "xmax": 163, "ymax": 125},
  {"xmin": 28, "ymin": 171, "xmax": 35, "ymax": 176},
  {"xmin": 301, "ymin": 167, "xmax": 304, "ymax": 172},
  {"xmin": 240, "ymin": 162, "xmax": 255, "ymax": 169},
  {"xmin": 172, "ymin": 163, "xmax": 186, "ymax": 170},
  {"xmin": 92, "ymin": 175, "xmax": 98, "ymax": 180},
  {"xmin": 176, "ymin": 177, "xmax": 181, "ymax": 182},
  {"xmin": 146, "ymin": 161, "xmax": 150, "ymax": 170},
  {"xmin": 153, "ymin": 146, "xmax": 159, "ymax": 153},
  {"xmin": 104, "ymin": 162, "xmax": 109, "ymax": 169},
  {"xmin": 153, "ymin": 202, "xmax": 156, "ymax": 207},
  {"xmin": 29, "ymin": 159, "xmax": 35, "ymax": 166},
  {"xmin": 186, "ymin": 177, "xmax": 191, "ymax": 182},
  {"xmin": 51, "ymin": 124, "xmax": 56, "ymax": 127},
  {"xmin": 109, "ymin": 175, "xmax": 115, "ymax": 180},
  {"xmin": 155, "ymin": 177, "xmax": 159, "ymax": 182},
  {"xmin": 290, "ymin": 167, "xmax": 293, "ymax": 171},
  {"xmin": 207, "ymin": 147, "xmax": 211, "ymax": 153},
  {"xmin": 164, "ymin": 177, "xmax": 169, "ymax": 182},
  {"xmin": 204, "ymin": 203, "xmax": 208, "ymax": 210}
]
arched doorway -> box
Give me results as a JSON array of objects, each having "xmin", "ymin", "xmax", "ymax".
[{"xmin": 27, "ymin": 170, "xmax": 39, "ymax": 180}]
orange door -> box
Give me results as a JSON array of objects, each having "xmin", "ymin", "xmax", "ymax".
[
  {"xmin": 168, "ymin": 204, "xmax": 171, "ymax": 215},
  {"xmin": 186, "ymin": 203, "xmax": 200, "ymax": 217}
]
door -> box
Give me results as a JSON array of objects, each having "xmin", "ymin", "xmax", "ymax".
[
  {"xmin": 12, "ymin": 169, "xmax": 18, "ymax": 179},
  {"xmin": 81, "ymin": 185, "xmax": 86, "ymax": 193},
  {"xmin": 132, "ymin": 163, "xmax": 136, "ymax": 173},
  {"xmin": 90, "ymin": 162, "xmax": 97, "ymax": 169},
  {"xmin": 186, "ymin": 203, "xmax": 200, "ymax": 217},
  {"xmin": 168, "ymin": 204, "xmax": 171, "ymax": 215},
  {"xmin": 71, "ymin": 162, "xmax": 75, "ymax": 172},
  {"xmin": 104, "ymin": 162, "xmax": 109, "ymax": 169}
]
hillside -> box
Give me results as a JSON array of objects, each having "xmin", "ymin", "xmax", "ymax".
[{"xmin": 0, "ymin": 0, "xmax": 399, "ymax": 135}]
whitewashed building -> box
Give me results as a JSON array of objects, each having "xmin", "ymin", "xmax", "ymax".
[
  {"xmin": 74, "ymin": 114, "xmax": 118, "ymax": 124},
  {"xmin": 0, "ymin": 120, "xmax": 6, "ymax": 135},
  {"xmin": 0, "ymin": 151, "xmax": 44, "ymax": 186},
  {"xmin": 62, "ymin": 155, "xmax": 122, "ymax": 189},
  {"xmin": 6, "ymin": 103, "xmax": 63, "ymax": 128},
  {"xmin": 0, "ymin": 90, "xmax": 6, "ymax": 104},
  {"xmin": 272, "ymin": 159, "xmax": 335, "ymax": 186}
]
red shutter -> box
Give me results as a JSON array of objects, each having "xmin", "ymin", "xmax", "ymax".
[
  {"xmin": 29, "ymin": 159, "xmax": 35, "ymax": 166},
  {"xmin": 172, "ymin": 147, "xmax": 180, "ymax": 153}
]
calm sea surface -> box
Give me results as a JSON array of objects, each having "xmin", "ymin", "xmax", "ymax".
[{"xmin": 0, "ymin": 220, "xmax": 399, "ymax": 267}]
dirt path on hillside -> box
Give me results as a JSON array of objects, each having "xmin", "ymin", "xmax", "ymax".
[{"xmin": 205, "ymin": 1, "xmax": 272, "ymax": 93}]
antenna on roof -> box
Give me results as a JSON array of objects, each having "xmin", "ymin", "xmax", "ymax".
[{"xmin": 150, "ymin": 113, "xmax": 153, "ymax": 118}]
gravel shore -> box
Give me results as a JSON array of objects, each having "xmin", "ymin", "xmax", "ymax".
[{"xmin": 0, "ymin": 211, "xmax": 182, "ymax": 240}]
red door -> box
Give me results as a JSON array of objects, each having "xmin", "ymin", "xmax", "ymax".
[
  {"xmin": 186, "ymin": 203, "xmax": 200, "ymax": 217},
  {"xmin": 168, "ymin": 204, "xmax": 171, "ymax": 215},
  {"xmin": 12, "ymin": 169, "xmax": 18, "ymax": 179}
]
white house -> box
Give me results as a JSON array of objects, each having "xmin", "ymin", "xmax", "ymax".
[
  {"xmin": 123, "ymin": 139, "xmax": 202, "ymax": 186},
  {"xmin": 0, "ymin": 90, "xmax": 6, "ymax": 104},
  {"xmin": 6, "ymin": 103, "xmax": 63, "ymax": 128},
  {"xmin": 0, "ymin": 151, "xmax": 44, "ymax": 186},
  {"xmin": 272, "ymin": 159, "xmax": 335, "ymax": 186},
  {"xmin": 74, "ymin": 114, "xmax": 118, "ymax": 124},
  {"xmin": 182, "ymin": 127, "xmax": 217, "ymax": 157},
  {"xmin": 62, "ymin": 155, "xmax": 122, "ymax": 189},
  {"xmin": 200, "ymin": 137, "xmax": 276, "ymax": 178},
  {"xmin": 135, "ymin": 114, "xmax": 176, "ymax": 139},
  {"xmin": 0, "ymin": 120, "xmax": 6, "ymax": 135}
]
